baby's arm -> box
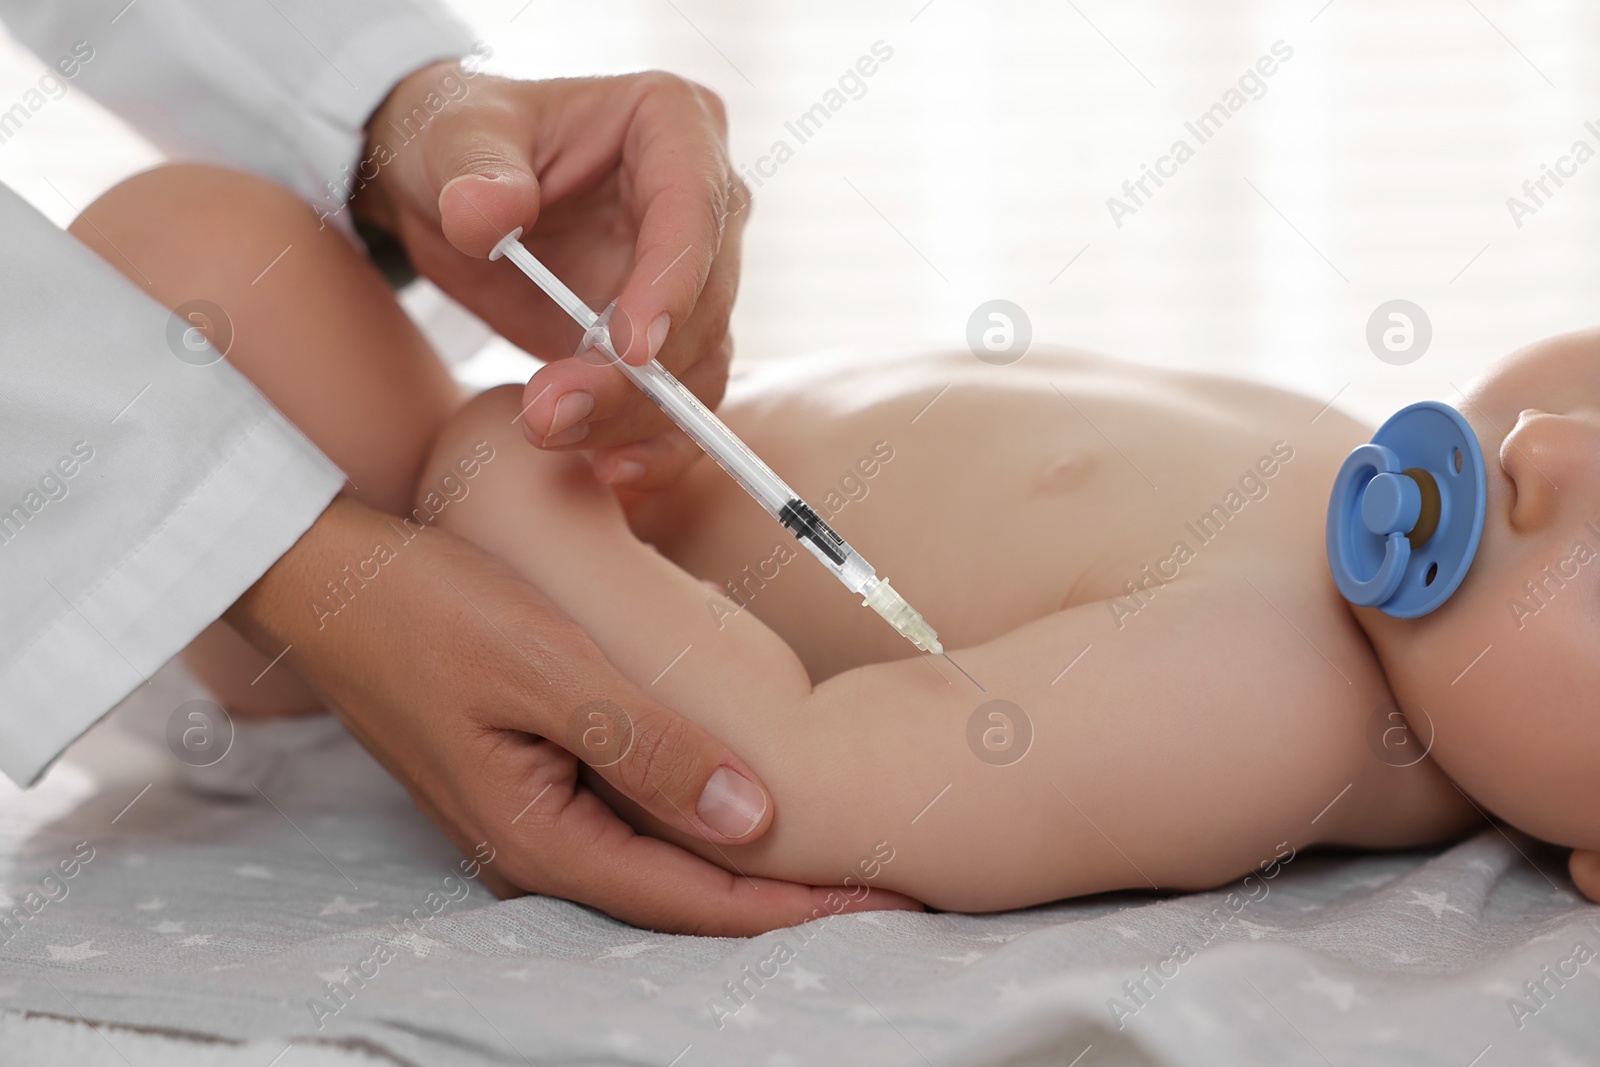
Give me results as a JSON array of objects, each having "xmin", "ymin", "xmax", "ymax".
[{"xmin": 426, "ymin": 385, "xmax": 1437, "ymax": 911}]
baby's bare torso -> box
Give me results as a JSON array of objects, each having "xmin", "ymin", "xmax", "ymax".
[
  {"xmin": 631, "ymin": 349, "xmax": 1475, "ymax": 902},
  {"xmin": 644, "ymin": 350, "xmax": 1354, "ymax": 674}
]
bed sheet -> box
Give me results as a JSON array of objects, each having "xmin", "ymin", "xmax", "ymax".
[{"xmin": 1, "ymin": 662, "xmax": 1597, "ymax": 1067}]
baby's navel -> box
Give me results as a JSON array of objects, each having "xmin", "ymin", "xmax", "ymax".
[{"xmin": 1036, "ymin": 452, "xmax": 1096, "ymax": 494}]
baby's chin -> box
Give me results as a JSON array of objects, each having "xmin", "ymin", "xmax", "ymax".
[{"xmin": 1382, "ymin": 533, "xmax": 1600, "ymax": 842}]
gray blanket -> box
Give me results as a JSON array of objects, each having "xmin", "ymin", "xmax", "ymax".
[{"xmin": 2, "ymin": 665, "xmax": 1597, "ymax": 1067}]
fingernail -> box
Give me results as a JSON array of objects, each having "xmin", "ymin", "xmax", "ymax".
[
  {"xmin": 542, "ymin": 422, "xmax": 590, "ymax": 448},
  {"xmin": 646, "ymin": 313, "xmax": 672, "ymax": 361},
  {"xmin": 606, "ymin": 308, "xmax": 636, "ymax": 361},
  {"xmin": 697, "ymin": 766, "xmax": 767, "ymax": 839},
  {"xmin": 546, "ymin": 391, "xmax": 594, "ymax": 439},
  {"xmin": 440, "ymin": 172, "xmax": 497, "ymax": 206},
  {"xmin": 606, "ymin": 459, "xmax": 646, "ymax": 485},
  {"xmin": 442, "ymin": 173, "xmax": 492, "ymax": 193}
]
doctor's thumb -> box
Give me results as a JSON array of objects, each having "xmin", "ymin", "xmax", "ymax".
[
  {"xmin": 436, "ymin": 157, "xmax": 541, "ymax": 259},
  {"xmin": 578, "ymin": 699, "xmax": 775, "ymax": 844}
]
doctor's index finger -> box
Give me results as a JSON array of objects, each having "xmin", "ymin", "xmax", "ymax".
[{"xmin": 608, "ymin": 75, "xmax": 749, "ymax": 366}]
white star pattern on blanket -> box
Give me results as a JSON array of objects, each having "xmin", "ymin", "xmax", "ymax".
[
  {"xmin": 780, "ymin": 965, "xmax": 826, "ymax": 991},
  {"xmin": 1300, "ymin": 968, "xmax": 1366, "ymax": 1012},
  {"xmin": 939, "ymin": 951, "xmax": 984, "ymax": 966},
  {"xmin": 598, "ymin": 940, "xmax": 656, "ymax": 959},
  {"xmin": 1408, "ymin": 890, "xmax": 1468, "ymax": 919},
  {"xmin": 317, "ymin": 896, "xmax": 375, "ymax": 917},
  {"xmin": 44, "ymin": 941, "xmax": 104, "ymax": 962}
]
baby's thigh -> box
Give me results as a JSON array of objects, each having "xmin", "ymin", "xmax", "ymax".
[
  {"xmin": 419, "ymin": 385, "xmax": 633, "ymax": 570},
  {"xmin": 74, "ymin": 162, "xmax": 460, "ymax": 517},
  {"xmin": 417, "ymin": 383, "xmax": 715, "ymax": 687}
]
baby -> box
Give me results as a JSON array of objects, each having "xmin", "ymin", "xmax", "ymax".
[{"xmin": 71, "ymin": 163, "xmax": 1600, "ymax": 915}]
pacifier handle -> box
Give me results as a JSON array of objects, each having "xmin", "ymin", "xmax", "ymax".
[{"xmin": 1328, "ymin": 444, "xmax": 1412, "ymax": 607}]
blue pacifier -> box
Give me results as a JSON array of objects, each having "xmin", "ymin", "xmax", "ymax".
[{"xmin": 1326, "ymin": 401, "xmax": 1487, "ymax": 618}]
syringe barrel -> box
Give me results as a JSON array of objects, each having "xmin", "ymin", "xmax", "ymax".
[
  {"xmin": 610, "ymin": 356, "xmax": 798, "ymax": 520},
  {"xmin": 492, "ymin": 231, "xmax": 793, "ymax": 518},
  {"xmin": 490, "ymin": 229, "xmax": 885, "ymax": 599},
  {"xmin": 610, "ymin": 358, "xmax": 880, "ymax": 593}
]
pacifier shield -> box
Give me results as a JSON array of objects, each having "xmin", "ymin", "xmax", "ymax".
[{"xmin": 1325, "ymin": 401, "xmax": 1486, "ymax": 618}]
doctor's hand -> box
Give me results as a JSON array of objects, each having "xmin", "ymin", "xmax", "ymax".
[
  {"xmin": 227, "ymin": 496, "xmax": 912, "ymax": 935},
  {"xmin": 353, "ymin": 61, "xmax": 749, "ymax": 492}
]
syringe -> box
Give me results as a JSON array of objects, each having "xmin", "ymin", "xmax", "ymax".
[{"xmin": 489, "ymin": 227, "xmax": 942, "ymax": 655}]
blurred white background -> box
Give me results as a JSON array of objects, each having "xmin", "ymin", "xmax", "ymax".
[{"xmin": 3, "ymin": 0, "xmax": 1598, "ymax": 423}]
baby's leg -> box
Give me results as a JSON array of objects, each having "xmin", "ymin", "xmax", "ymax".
[{"xmin": 69, "ymin": 164, "xmax": 460, "ymax": 714}]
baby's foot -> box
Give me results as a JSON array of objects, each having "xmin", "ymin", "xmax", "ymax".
[
  {"xmin": 180, "ymin": 621, "xmax": 322, "ymax": 720},
  {"xmin": 1571, "ymin": 850, "xmax": 1600, "ymax": 904},
  {"xmin": 108, "ymin": 657, "xmax": 345, "ymax": 799}
]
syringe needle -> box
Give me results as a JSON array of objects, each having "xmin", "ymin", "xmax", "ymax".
[{"xmin": 942, "ymin": 652, "xmax": 983, "ymax": 691}]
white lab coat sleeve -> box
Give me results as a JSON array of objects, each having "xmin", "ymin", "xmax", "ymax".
[
  {"xmin": 0, "ymin": 0, "xmax": 479, "ymax": 228},
  {"xmin": 0, "ymin": 186, "xmax": 346, "ymax": 787},
  {"xmin": 0, "ymin": 1, "xmax": 478, "ymax": 785}
]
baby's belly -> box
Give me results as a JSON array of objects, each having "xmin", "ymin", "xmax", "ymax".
[{"xmin": 637, "ymin": 387, "xmax": 1072, "ymax": 676}]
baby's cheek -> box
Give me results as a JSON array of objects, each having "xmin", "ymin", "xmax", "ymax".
[{"xmin": 1436, "ymin": 583, "xmax": 1600, "ymax": 847}]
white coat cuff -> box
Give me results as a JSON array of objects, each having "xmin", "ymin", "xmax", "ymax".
[
  {"xmin": 299, "ymin": 13, "xmax": 482, "ymax": 233},
  {"xmin": 0, "ymin": 414, "xmax": 343, "ymax": 787}
]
